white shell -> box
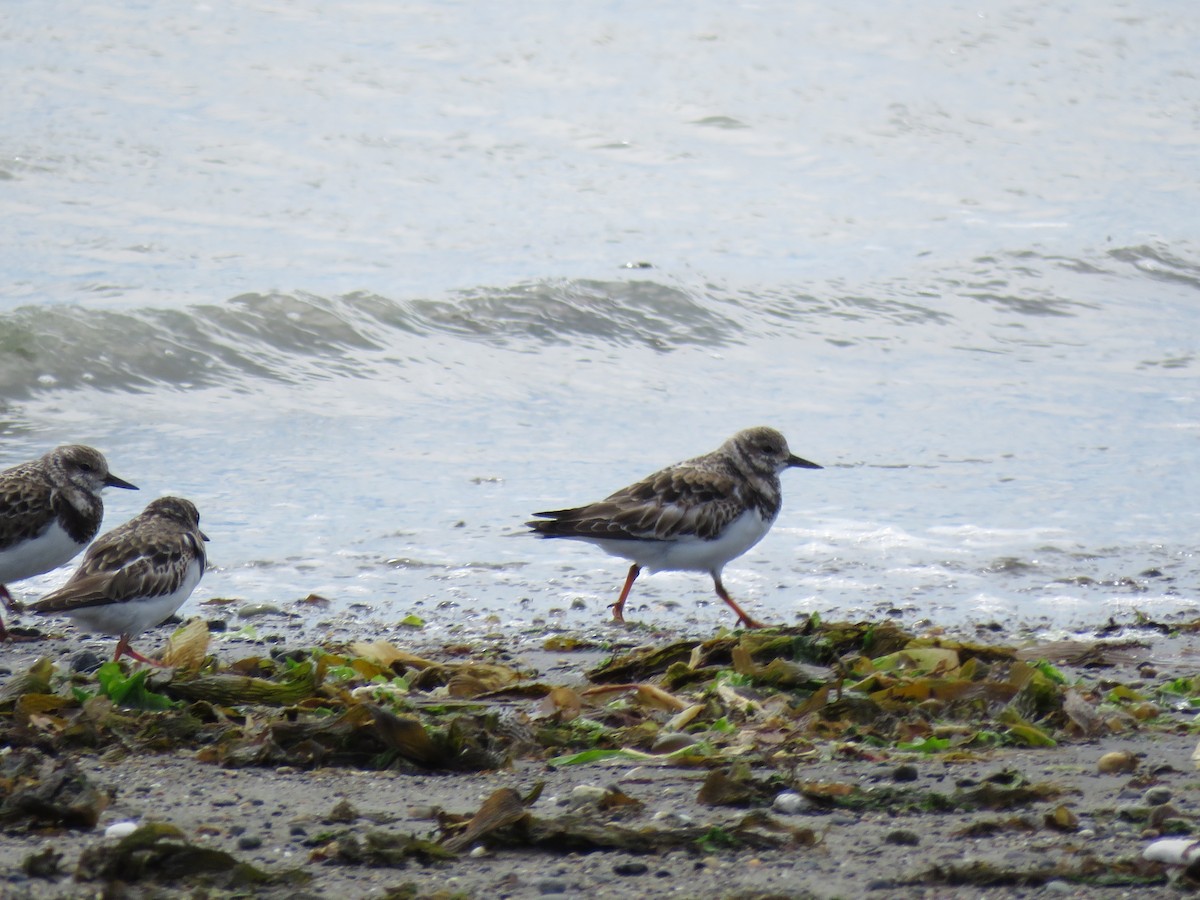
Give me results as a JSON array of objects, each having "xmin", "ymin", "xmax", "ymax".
[
  {"xmin": 1143, "ymin": 838, "xmax": 1200, "ymax": 865},
  {"xmin": 104, "ymin": 821, "xmax": 140, "ymax": 839}
]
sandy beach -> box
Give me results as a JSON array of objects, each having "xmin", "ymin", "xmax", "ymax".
[{"xmin": 2, "ymin": 616, "xmax": 1198, "ymax": 899}]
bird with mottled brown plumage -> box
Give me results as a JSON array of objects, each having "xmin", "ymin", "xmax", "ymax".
[{"xmin": 528, "ymin": 427, "xmax": 821, "ymax": 628}]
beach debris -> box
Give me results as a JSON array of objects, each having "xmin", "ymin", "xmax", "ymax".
[
  {"xmin": 308, "ymin": 830, "xmax": 454, "ymax": 867},
  {"xmin": 21, "ymin": 846, "xmax": 63, "ymax": 878},
  {"xmin": 0, "ymin": 749, "xmax": 109, "ymax": 829},
  {"xmin": 1, "ymin": 616, "xmax": 1199, "ymax": 891},
  {"xmin": 442, "ymin": 787, "xmax": 533, "ymax": 852},
  {"xmin": 159, "ymin": 618, "xmax": 210, "ymax": 672},
  {"xmin": 75, "ymin": 822, "xmax": 300, "ymax": 888}
]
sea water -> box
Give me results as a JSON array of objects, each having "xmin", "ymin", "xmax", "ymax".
[{"xmin": 1, "ymin": 1, "xmax": 1197, "ymax": 639}]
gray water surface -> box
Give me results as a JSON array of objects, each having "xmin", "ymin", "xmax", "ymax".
[{"xmin": 1, "ymin": 2, "xmax": 1197, "ymax": 640}]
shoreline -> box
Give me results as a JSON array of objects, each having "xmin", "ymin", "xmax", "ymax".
[{"xmin": 1, "ymin": 617, "xmax": 1198, "ymax": 898}]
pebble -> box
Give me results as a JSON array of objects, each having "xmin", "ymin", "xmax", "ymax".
[
  {"xmin": 651, "ymin": 732, "xmax": 699, "ymax": 754},
  {"xmin": 70, "ymin": 651, "xmax": 105, "ymax": 674},
  {"xmin": 884, "ymin": 830, "xmax": 920, "ymax": 846},
  {"xmin": 104, "ymin": 822, "xmax": 139, "ymax": 839},
  {"xmin": 325, "ymin": 799, "xmax": 359, "ymax": 823},
  {"xmin": 537, "ymin": 879, "xmax": 568, "ymax": 894},
  {"xmin": 237, "ymin": 602, "xmax": 285, "ymax": 619},
  {"xmin": 613, "ymin": 862, "xmax": 649, "ymax": 876},
  {"xmin": 236, "ymin": 835, "xmax": 263, "ymax": 850},
  {"xmin": 1097, "ymin": 750, "xmax": 1138, "ymax": 774},
  {"xmin": 1142, "ymin": 787, "xmax": 1172, "ymax": 807},
  {"xmin": 569, "ymin": 785, "xmax": 610, "ymax": 806},
  {"xmin": 1043, "ymin": 880, "xmax": 1074, "ymax": 894},
  {"xmin": 651, "ymin": 810, "xmax": 693, "ymax": 826},
  {"xmin": 1117, "ymin": 803, "xmax": 1149, "ymax": 822},
  {"xmin": 772, "ymin": 791, "xmax": 805, "ymax": 815},
  {"xmin": 892, "ymin": 764, "xmax": 920, "ymax": 782}
]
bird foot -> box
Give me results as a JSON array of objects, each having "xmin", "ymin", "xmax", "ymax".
[
  {"xmin": 113, "ymin": 635, "xmax": 166, "ymax": 667},
  {"xmin": 0, "ymin": 586, "xmax": 24, "ymax": 614}
]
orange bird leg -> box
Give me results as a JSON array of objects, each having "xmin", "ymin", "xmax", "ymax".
[
  {"xmin": 113, "ymin": 633, "xmax": 165, "ymax": 667},
  {"xmin": 0, "ymin": 585, "xmax": 20, "ymax": 613},
  {"xmin": 712, "ymin": 574, "xmax": 766, "ymax": 629},
  {"xmin": 610, "ymin": 564, "xmax": 641, "ymax": 624}
]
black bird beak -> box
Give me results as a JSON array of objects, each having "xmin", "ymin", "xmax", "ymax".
[
  {"xmin": 200, "ymin": 530, "xmax": 211, "ymax": 542},
  {"xmin": 105, "ymin": 473, "xmax": 138, "ymax": 490},
  {"xmin": 787, "ymin": 454, "xmax": 822, "ymax": 470}
]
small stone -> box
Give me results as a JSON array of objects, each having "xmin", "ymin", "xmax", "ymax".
[
  {"xmin": 537, "ymin": 880, "xmax": 568, "ymax": 895},
  {"xmin": 651, "ymin": 810, "xmax": 693, "ymax": 825},
  {"xmin": 469, "ymin": 846, "xmax": 488, "ymax": 858},
  {"xmin": 1117, "ymin": 803, "xmax": 1149, "ymax": 822},
  {"xmin": 651, "ymin": 732, "xmax": 699, "ymax": 754},
  {"xmin": 326, "ymin": 799, "xmax": 359, "ymax": 823},
  {"xmin": 772, "ymin": 791, "xmax": 805, "ymax": 815},
  {"xmin": 237, "ymin": 602, "xmax": 285, "ymax": 619},
  {"xmin": 1043, "ymin": 880, "xmax": 1074, "ymax": 894},
  {"xmin": 70, "ymin": 650, "xmax": 106, "ymax": 674},
  {"xmin": 892, "ymin": 764, "xmax": 919, "ymax": 783},
  {"xmin": 1142, "ymin": 787, "xmax": 1172, "ymax": 807},
  {"xmin": 569, "ymin": 785, "xmax": 609, "ymax": 806},
  {"xmin": 884, "ymin": 830, "xmax": 920, "ymax": 846},
  {"xmin": 614, "ymin": 862, "xmax": 649, "ymax": 876},
  {"xmin": 289, "ymin": 825, "xmax": 307, "ymax": 837},
  {"xmin": 1097, "ymin": 750, "xmax": 1138, "ymax": 774},
  {"xmin": 236, "ymin": 835, "xmax": 263, "ymax": 850},
  {"xmin": 104, "ymin": 821, "xmax": 139, "ymax": 839}
]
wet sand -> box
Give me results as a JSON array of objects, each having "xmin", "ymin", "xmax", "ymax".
[{"xmin": 1, "ymin": 621, "xmax": 1197, "ymax": 899}]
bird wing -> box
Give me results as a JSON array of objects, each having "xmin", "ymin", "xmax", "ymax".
[
  {"xmin": 530, "ymin": 463, "xmax": 747, "ymax": 541},
  {"xmin": 31, "ymin": 524, "xmax": 202, "ymax": 611},
  {"xmin": 0, "ymin": 464, "xmax": 55, "ymax": 549}
]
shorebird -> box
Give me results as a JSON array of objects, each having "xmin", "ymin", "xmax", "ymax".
[
  {"xmin": 528, "ymin": 426, "xmax": 821, "ymax": 628},
  {"xmin": 0, "ymin": 445, "xmax": 137, "ymax": 640},
  {"xmin": 30, "ymin": 496, "xmax": 208, "ymax": 664}
]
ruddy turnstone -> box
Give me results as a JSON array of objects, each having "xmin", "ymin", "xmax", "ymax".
[
  {"xmin": 0, "ymin": 445, "xmax": 137, "ymax": 640},
  {"xmin": 30, "ymin": 496, "xmax": 209, "ymax": 665},
  {"xmin": 527, "ymin": 426, "xmax": 821, "ymax": 628}
]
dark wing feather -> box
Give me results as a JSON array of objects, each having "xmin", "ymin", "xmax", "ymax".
[
  {"xmin": 528, "ymin": 462, "xmax": 747, "ymax": 541},
  {"xmin": 0, "ymin": 463, "xmax": 55, "ymax": 549},
  {"xmin": 30, "ymin": 517, "xmax": 203, "ymax": 612}
]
